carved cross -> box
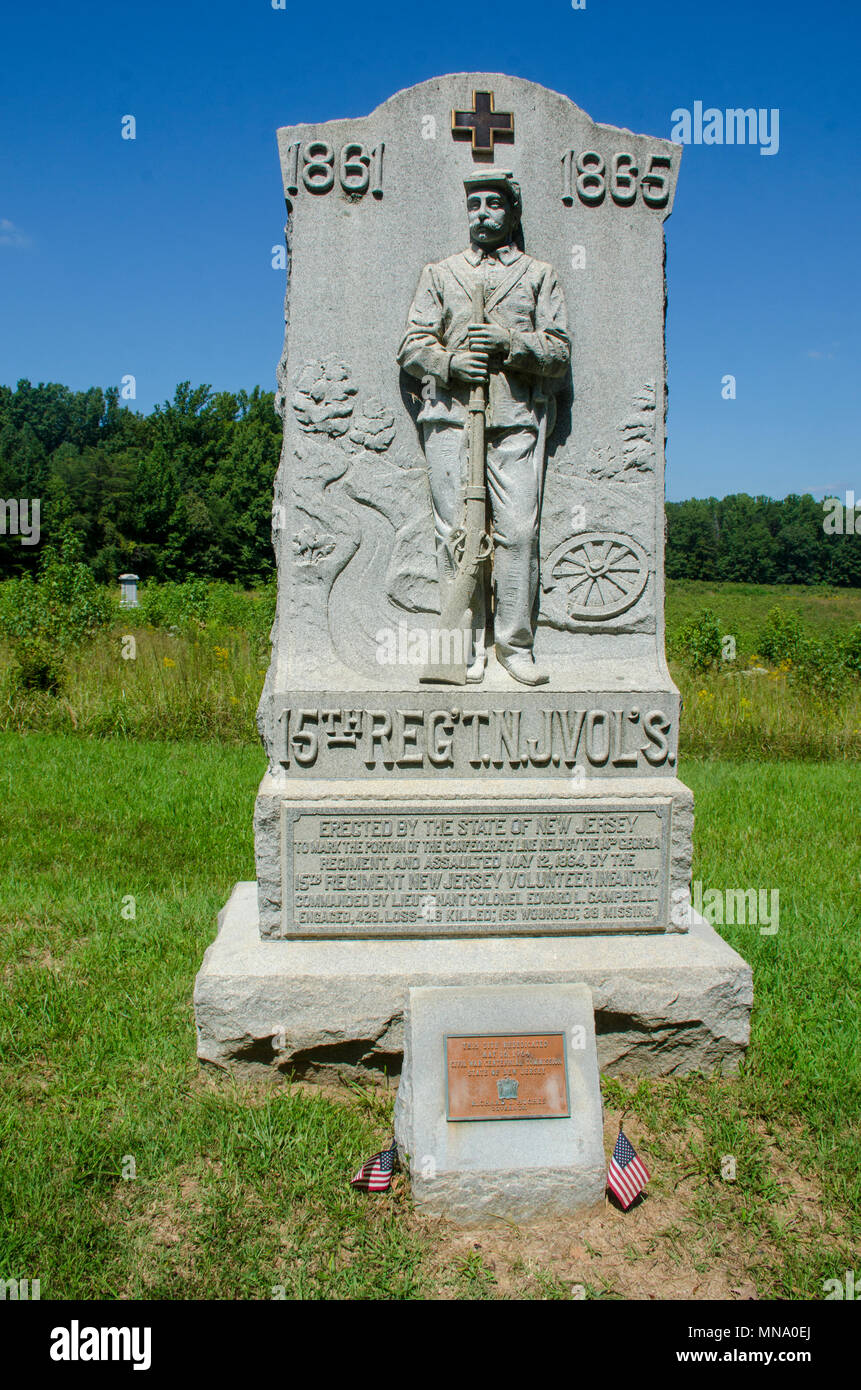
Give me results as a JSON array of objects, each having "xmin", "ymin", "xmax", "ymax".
[{"xmin": 451, "ymin": 91, "xmax": 514, "ymax": 156}]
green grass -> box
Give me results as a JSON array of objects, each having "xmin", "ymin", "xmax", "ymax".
[
  {"xmin": 1, "ymin": 580, "xmax": 860, "ymax": 760},
  {"xmin": 665, "ymin": 579, "xmax": 861, "ymax": 649},
  {"xmin": 0, "ymin": 737, "xmax": 427, "ymax": 1298},
  {"xmin": 0, "ymin": 625, "xmax": 266, "ymax": 742},
  {"xmin": 0, "ymin": 735, "xmax": 858, "ymax": 1298},
  {"xmin": 686, "ymin": 760, "xmax": 860, "ymax": 1146},
  {"xmin": 674, "ymin": 664, "xmax": 859, "ymax": 760},
  {"xmin": 601, "ymin": 762, "xmax": 860, "ymax": 1298}
]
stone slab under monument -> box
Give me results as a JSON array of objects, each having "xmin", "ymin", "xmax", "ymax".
[
  {"xmin": 392, "ymin": 984, "xmax": 605, "ymax": 1223},
  {"xmin": 195, "ymin": 881, "xmax": 751, "ymax": 1080},
  {"xmin": 194, "ymin": 73, "xmax": 752, "ymax": 1100}
]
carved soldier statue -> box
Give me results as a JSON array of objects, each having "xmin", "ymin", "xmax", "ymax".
[{"xmin": 397, "ymin": 169, "xmax": 570, "ymax": 685}]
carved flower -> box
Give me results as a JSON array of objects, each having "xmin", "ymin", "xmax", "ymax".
[
  {"xmin": 293, "ymin": 527, "xmax": 336, "ymax": 565},
  {"xmin": 292, "ymin": 355, "xmax": 358, "ymax": 437},
  {"xmin": 348, "ymin": 398, "xmax": 396, "ymax": 452}
]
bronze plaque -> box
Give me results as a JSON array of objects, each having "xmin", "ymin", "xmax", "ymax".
[{"xmin": 445, "ymin": 1033, "xmax": 570, "ymax": 1121}]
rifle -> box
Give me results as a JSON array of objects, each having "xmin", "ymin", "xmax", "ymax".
[{"xmin": 420, "ymin": 282, "xmax": 492, "ymax": 685}]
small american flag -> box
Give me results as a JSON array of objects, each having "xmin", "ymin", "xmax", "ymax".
[
  {"xmin": 351, "ymin": 1138, "xmax": 398, "ymax": 1193},
  {"xmin": 607, "ymin": 1128, "xmax": 650, "ymax": 1209}
]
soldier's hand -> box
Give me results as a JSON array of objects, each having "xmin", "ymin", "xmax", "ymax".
[
  {"xmin": 451, "ymin": 350, "xmax": 489, "ymax": 383},
  {"xmin": 467, "ymin": 324, "xmax": 510, "ymax": 355}
]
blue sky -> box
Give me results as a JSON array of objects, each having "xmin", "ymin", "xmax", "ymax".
[{"xmin": 1, "ymin": 0, "xmax": 858, "ymax": 501}]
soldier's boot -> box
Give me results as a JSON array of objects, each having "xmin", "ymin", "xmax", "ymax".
[{"xmin": 497, "ymin": 648, "xmax": 549, "ymax": 686}]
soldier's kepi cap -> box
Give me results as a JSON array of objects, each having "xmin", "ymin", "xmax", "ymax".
[{"xmin": 463, "ymin": 169, "xmax": 522, "ymax": 220}]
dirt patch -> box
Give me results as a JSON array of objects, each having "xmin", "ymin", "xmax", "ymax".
[
  {"xmin": 412, "ymin": 1115, "xmax": 751, "ymax": 1300},
  {"xmin": 110, "ymin": 1166, "xmax": 213, "ymax": 1294},
  {"xmin": 191, "ymin": 1064, "xmax": 396, "ymax": 1115},
  {"xmin": 409, "ymin": 1108, "xmax": 849, "ymax": 1300},
  {"xmin": 1, "ymin": 917, "xmax": 82, "ymax": 983}
]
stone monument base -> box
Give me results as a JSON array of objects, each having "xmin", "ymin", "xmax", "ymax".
[
  {"xmin": 194, "ymin": 882, "xmax": 752, "ymax": 1080},
  {"xmin": 394, "ymin": 984, "xmax": 606, "ymax": 1224}
]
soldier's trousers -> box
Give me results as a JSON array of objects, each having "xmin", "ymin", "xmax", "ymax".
[{"xmin": 421, "ymin": 421, "xmax": 541, "ymax": 661}]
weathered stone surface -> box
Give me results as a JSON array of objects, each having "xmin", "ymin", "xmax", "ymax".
[
  {"xmin": 192, "ymin": 75, "xmax": 750, "ymax": 1117},
  {"xmin": 261, "ymin": 74, "xmax": 681, "ymax": 699},
  {"xmin": 253, "ymin": 72, "xmax": 692, "ymax": 939},
  {"xmin": 256, "ymin": 773, "xmax": 693, "ymax": 939},
  {"xmin": 393, "ymin": 984, "xmax": 605, "ymax": 1223},
  {"xmin": 195, "ymin": 883, "xmax": 752, "ymax": 1081}
]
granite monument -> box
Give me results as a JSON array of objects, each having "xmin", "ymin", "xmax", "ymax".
[{"xmin": 194, "ymin": 74, "xmax": 751, "ymax": 1086}]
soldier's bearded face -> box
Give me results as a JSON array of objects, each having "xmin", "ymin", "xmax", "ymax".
[{"xmin": 467, "ymin": 191, "xmax": 513, "ymax": 248}]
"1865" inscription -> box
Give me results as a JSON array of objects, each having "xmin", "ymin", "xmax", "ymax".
[{"xmin": 560, "ymin": 148, "xmax": 675, "ymax": 208}]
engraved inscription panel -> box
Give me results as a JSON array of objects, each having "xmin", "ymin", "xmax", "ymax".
[
  {"xmin": 446, "ymin": 1033, "xmax": 569, "ymax": 1121},
  {"xmin": 283, "ymin": 800, "xmax": 671, "ymax": 937},
  {"xmin": 276, "ymin": 698, "xmax": 677, "ymax": 776}
]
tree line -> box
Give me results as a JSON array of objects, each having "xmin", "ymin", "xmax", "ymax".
[
  {"xmin": 0, "ymin": 379, "xmax": 280, "ymax": 584},
  {"xmin": 1, "ymin": 379, "xmax": 859, "ymax": 587},
  {"xmin": 665, "ymin": 493, "xmax": 860, "ymax": 587}
]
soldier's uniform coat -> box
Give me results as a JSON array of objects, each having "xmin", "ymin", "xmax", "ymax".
[{"xmin": 398, "ymin": 243, "xmax": 571, "ymax": 661}]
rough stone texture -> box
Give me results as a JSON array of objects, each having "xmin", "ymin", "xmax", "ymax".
[
  {"xmin": 252, "ymin": 72, "xmax": 693, "ymax": 940},
  {"xmin": 262, "ymin": 72, "xmax": 682, "ymax": 704},
  {"xmin": 255, "ymin": 772, "xmax": 694, "ymax": 939},
  {"xmin": 192, "ymin": 76, "xmax": 751, "ymax": 1106},
  {"xmin": 393, "ymin": 984, "xmax": 605, "ymax": 1223},
  {"xmin": 195, "ymin": 882, "xmax": 752, "ymax": 1081}
]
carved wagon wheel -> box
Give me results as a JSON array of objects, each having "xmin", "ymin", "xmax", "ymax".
[{"xmin": 545, "ymin": 531, "xmax": 649, "ymax": 620}]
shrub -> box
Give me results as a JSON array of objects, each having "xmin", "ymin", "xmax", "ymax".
[
  {"xmin": 841, "ymin": 623, "xmax": 861, "ymax": 676},
  {"xmin": 137, "ymin": 578, "xmax": 209, "ymax": 631},
  {"xmin": 757, "ymin": 607, "xmax": 810, "ymax": 665},
  {"xmin": 0, "ymin": 536, "xmax": 113, "ymax": 692},
  {"xmin": 756, "ymin": 607, "xmax": 858, "ymax": 696},
  {"xmin": 135, "ymin": 578, "xmax": 275, "ymax": 656},
  {"xmin": 672, "ymin": 608, "xmax": 723, "ymax": 673},
  {"xmin": 791, "ymin": 639, "xmax": 852, "ymax": 698},
  {"xmin": 10, "ymin": 633, "xmax": 63, "ymax": 692}
]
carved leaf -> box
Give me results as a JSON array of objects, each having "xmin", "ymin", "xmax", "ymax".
[
  {"xmin": 293, "ymin": 527, "xmax": 336, "ymax": 565},
  {"xmin": 292, "ymin": 355, "xmax": 358, "ymax": 437}
]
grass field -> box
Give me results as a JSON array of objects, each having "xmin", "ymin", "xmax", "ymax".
[
  {"xmin": 1, "ymin": 735, "xmax": 857, "ymax": 1299},
  {"xmin": 1, "ymin": 580, "xmax": 860, "ymax": 760},
  {"xmin": 665, "ymin": 579, "xmax": 861, "ymax": 646}
]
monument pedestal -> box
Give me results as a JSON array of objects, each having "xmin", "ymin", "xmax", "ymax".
[
  {"xmin": 194, "ymin": 881, "xmax": 752, "ymax": 1082},
  {"xmin": 254, "ymin": 766, "xmax": 695, "ymax": 940}
]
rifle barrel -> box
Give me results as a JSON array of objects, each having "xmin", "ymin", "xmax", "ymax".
[
  {"xmin": 469, "ymin": 281, "xmax": 486, "ymax": 487},
  {"xmin": 419, "ymin": 279, "xmax": 489, "ymax": 685}
]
